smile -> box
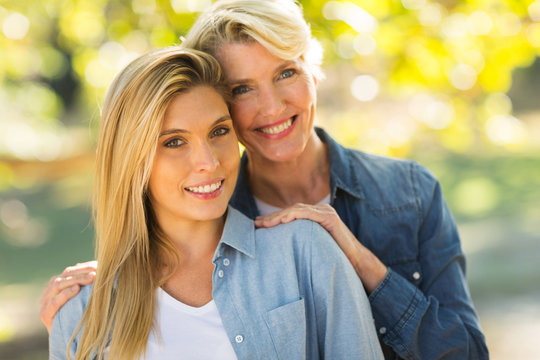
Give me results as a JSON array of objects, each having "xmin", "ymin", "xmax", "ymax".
[
  {"xmin": 185, "ymin": 180, "xmax": 223, "ymax": 194},
  {"xmin": 258, "ymin": 117, "xmax": 295, "ymax": 135}
]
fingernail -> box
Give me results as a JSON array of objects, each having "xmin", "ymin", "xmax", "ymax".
[{"xmin": 70, "ymin": 285, "xmax": 78, "ymax": 292}]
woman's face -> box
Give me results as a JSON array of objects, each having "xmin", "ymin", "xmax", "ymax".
[
  {"xmin": 148, "ymin": 86, "xmax": 239, "ymax": 228},
  {"xmin": 216, "ymin": 41, "xmax": 317, "ymax": 163}
]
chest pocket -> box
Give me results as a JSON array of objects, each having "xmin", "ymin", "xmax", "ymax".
[
  {"xmin": 263, "ymin": 298, "xmax": 306, "ymax": 360},
  {"xmin": 388, "ymin": 260, "xmax": 423, "ymax": 288}
]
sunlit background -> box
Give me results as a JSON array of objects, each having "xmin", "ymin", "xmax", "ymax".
[{"xmin": 1, "ymin": 0, "xmax": 539, "ymax": 358}]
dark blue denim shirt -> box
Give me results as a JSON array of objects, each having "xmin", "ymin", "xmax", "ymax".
[{"xmin": 230, "ymin": 127, "xmax": 489, "ymax": 360}]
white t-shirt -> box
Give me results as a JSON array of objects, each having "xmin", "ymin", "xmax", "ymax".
[
  {"xmin": 254, "ymin": 194, "xmax": 331, "ymax": 216},
  {"xmin": 144, "ymin": 288, "xmax": 237, "ymax": 360}
]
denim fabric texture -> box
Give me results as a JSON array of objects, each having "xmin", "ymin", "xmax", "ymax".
[
  {"xmin": 230, "ymin": 127, "xmax": 489, "ymax": 360},
  {"xmin": 49, "ymin": 207, "xmax": 383, "ymax": 360}
]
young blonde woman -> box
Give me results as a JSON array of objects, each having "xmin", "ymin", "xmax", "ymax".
[
  {"xmin": 48, "ymin": 47, "xmax": 383, "ymax": 359},
  {"xmin": 44, "ymin": 1, "xmax": 488, "ymax": 359}
]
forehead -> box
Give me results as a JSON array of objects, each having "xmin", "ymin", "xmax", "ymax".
[
  {"xmin": 162, "ymin": 86, "xmax": 229, "ymax": 129},
  {"xmin": 216, "ymin": 42, "xmax": 295, "ymax": 79}
]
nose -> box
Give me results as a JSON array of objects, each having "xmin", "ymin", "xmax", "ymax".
[
  {"xmin": 192, "ymin": 141, "xmax": 219, "ymax": 173},
  {"xmin": 258, "ymin": 84, "xmax": 285, "ymax": 117}
]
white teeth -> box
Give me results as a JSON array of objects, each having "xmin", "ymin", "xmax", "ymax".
[
  {"xmin": 187, "ymin": 181, "xmax": 222, "ymax": 194},
  {"xmin": 260, "ymin": 118, "xmax": 293, "ymax": 135}
]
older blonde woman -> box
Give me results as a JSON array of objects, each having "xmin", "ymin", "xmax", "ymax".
[
  {"xmin": 44, "ymin": 1, "xmax": 487, "ymax": 359},
  {"xmin": 48, "ymin": 47, "xmax": 382, "ymax": 359}
]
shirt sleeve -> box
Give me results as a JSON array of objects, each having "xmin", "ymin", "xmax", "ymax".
[
  {"xmin": 368, "ymin": 163, "xmax": 489, "ymax": 360},
  {"xmin": 49, "ymin": 312, "xmax": 70, "ymax": 360},
  {"xmin": 49, "ymin": 286, "xmax": 89, "ymax": 360},
  {"xmin": 308, "ymin": 222, "xmax": 384, "ymax": 360}
]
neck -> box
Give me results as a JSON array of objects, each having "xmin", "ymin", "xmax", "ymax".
[
  {"xmin": 157, "ymin": 214, "xmax": 225, "ymax": 307},
  {"xmin": 159, "ymin": 215, "xmax": 225, "ymax": 262},
  {"xmin": 246, "ymin": 129, "xmax": 330, "ymax": 208}
]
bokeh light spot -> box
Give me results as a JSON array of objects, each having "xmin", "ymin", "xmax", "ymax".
[
  {"xmin": 526, "ymin": 23, "xmax": 540, "ymax": 47},
  {"xmin": 450, "ymin": 63, "xmax": 477, "ymax": 90},
  {"xmin": 323, "ymin": 1, "xmax": 377, "ymax": 34},
  {"xmin": 454, "ymin": 178, "xmax": 499, "ymax": 216},
  {"xmin": 441, "ymin": 13, "xmax": 468, "ymax": 38},
  {"xmin": 350, "ymin": 75, "xmax": 379, "ymax": 102},
  {"xmin": 354, "ymin": 34, "xmax": 376, "ymax": 56},
  {"xmin": 171, "ymin": 0, "xmax": 212, "ymax": 13},
  {"xmin": 409, "ymin": 94, "xmax": 454, "ymax": 129},
  {"xmin": 485, "ymin": 115, "xmax": 525, "ymax": 145},
  {"xmin": 0, "ymin": 200, "xmax": 28, "ymax": 229},
  {"xmin": 2, "ymin": 12, "xmax": 30, "ymax": 40},
  {"xmin": 528, "ymin": 1, "xmax": 540, "ymax": 22},
  {"xmin": 485, "ymin": 93, "xmax": 512, "ymax": 116},
  {"xmin": 496, "ymin": 12, "xmax": 522, "ymax": 37},
  {"xmin": 468, "ymin": 11, "xmax": 493, "ymax": 36},
  {"xmin": 418, "ymin": 4, "xmax": 443, "ymax": 27}
]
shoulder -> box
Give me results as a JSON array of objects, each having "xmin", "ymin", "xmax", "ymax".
[
  {"xmin": 50, "ymin": 285, "xmax": 92, "ymax": 348},
  {"xmin": 58, "ymin": 284, "xmax": 92, "ymax": 320},
  {"xmin": 345, "ymin": 148, "xmax": 439, "ymax": 208},
  {"xmin": 254, "ymin": 219, "xmax": 341, "ymax": 261}
]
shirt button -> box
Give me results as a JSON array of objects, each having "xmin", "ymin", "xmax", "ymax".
[
  {"xmin": 412, "ymin": 271, "xmax": 421, "ymax": 280},
  {"xmin": 379, "ymin": 327, "xmax": 387, "ymax": 335},
  {"xmin": 223, "ymin": 258, "xmax": 230, "ymax": 266},
  {"xmin": 235, "ymin": 335, "xmax": 244, "ymax": 343},
  {"xmin": 218, "ymin": 270, "xmax": 224, "ymax": 278}
]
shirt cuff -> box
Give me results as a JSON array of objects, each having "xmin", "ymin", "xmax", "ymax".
[{"xmin": 368, "ymin": 268, "xmax": 426, "ymax": 348}]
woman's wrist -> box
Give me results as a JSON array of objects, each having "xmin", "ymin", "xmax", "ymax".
[{"xmin": 349, "ymin": 242, "xmax": 388, "ymax": 294}]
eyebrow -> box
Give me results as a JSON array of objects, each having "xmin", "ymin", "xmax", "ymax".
[
  {"xmin": 227, "ymin": 60, "xmax": 297, "ymax": 86},
  {"xmin": 159, "ymin": 115, "xmax": 232, "ymax": 137}
]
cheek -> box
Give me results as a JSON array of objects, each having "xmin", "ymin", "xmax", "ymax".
[
  {"xmin": 231, "ymin": 102, "xmax": 253, "ymax": 133},
  {"xmin": 148, "ymin": 154, "xmax": 185, "ymax": 195},
  {"xmin": 216, "ymin": 137, "xmax": 241, "ymax": 170}
]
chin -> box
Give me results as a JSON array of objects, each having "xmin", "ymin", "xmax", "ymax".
[{"xmin": 261, "ymin": 143, "xmax": 306, "ymax": 163}]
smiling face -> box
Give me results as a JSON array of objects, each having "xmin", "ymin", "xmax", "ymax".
[
  {"xmin": 216, "ymin": 41, "xmax": 317, "ymax": 164},
  {"xmin": 148, "ymin": 86, "xmax": 239, "ymax": 229}
]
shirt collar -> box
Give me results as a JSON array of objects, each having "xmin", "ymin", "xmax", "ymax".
[
  {"xmin": 315, "ymin": 127, "xmax": 366, "ymax": 201},
  {"xmin": 214, "ymin": 206, "xmax": 256, "ymax": 262}
]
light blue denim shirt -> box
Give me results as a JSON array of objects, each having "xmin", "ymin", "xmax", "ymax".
[
  {"xmin": 230, "ymin": 128, "xmax": 489, "ymax": 360},
  {"xmin": 49, "ymin": 207, "xmax": 383, "ymax": 359}
]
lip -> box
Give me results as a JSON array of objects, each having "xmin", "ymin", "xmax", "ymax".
[
  {"xmin": 256, "ymin": 115, "xmax": 297, "ymax": 140},
  {"xmin": 184, "ymin": 178, "xmax": 225, "ymax": 200}
]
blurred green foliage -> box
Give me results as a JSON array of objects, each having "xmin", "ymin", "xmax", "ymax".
[
  {"xmin": 1, "ymin": 3, "xmax": 539, "ymax": 357},
  {"xmin": 1, "ymin": 0, "xmax": 539, "ymax": 164},
  {"xmin": 1, "ymin": 0, "xmax": 540, "ymax": 263}
]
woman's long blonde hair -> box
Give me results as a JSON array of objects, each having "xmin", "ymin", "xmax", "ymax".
[{"xmin": 71, "ymin": 47, "xmax": 227, "ymax": 360}]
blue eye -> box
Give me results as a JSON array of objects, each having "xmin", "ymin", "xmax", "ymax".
[
  {"xmin": 164, "ymin": 138, "xmax": 185, "ymax": 148},
  {"xmin": 232, "ymin": 85, "xmax": 249, "ymax": 96},
  {"xmin": 280, "ymin": 69, "xmax": 296, "ymax": 79},
  {"xmin": 212, "ymin": 126, "xmax": 230, "ymax": 137}
]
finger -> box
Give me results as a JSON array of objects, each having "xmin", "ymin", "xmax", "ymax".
[
  {"xmin": 255, "ymin": 208, "xmax": 317, "ymax": 228},
  {"xmin": 62, "ymin": 260, "xmax": 98, "ymax": 275},
  {"xmin": 254, "ymin": 208, "xmax": 297, "ymax": 227},
  {"xmin": 40, "ymin": 284, "xmax": 81, "ymax": 333},
  {"xmin": 41, "ymin": 271, "xmax": 96, "ymax": 308},
  {"xmin": 254, "ymin": 214, "xmax": 285, "ymax": 228}
]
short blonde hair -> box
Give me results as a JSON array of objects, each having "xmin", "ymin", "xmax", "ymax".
[
  {"xmin": 183, "ymin": 0, "xmax": 324, "ymax": 80},
  {"xmin": 73, "ymin": 47, "xmax": 226, "ymax": 360}
]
